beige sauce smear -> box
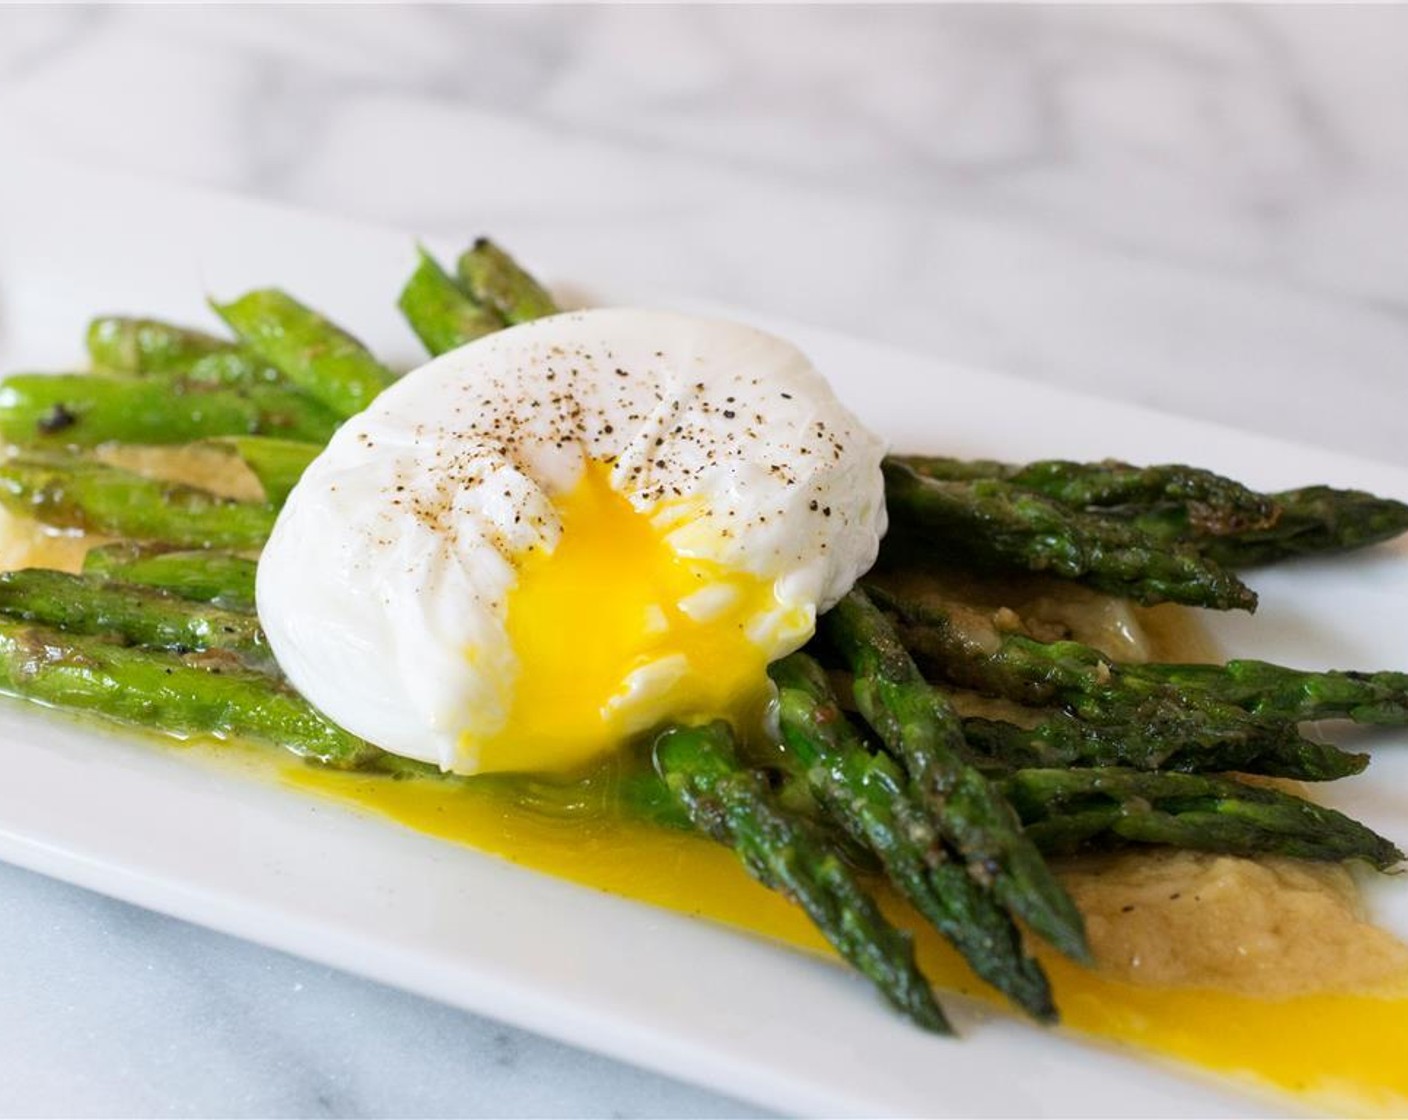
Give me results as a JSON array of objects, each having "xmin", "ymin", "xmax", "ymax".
[
  {"xmin": 1062, "ymin": 850, "xmax": 1408, "ymax": 996},
  {"xmin": 0, "ymin": 507, "xmax": 94, "ymax": 573},
  {"xmin": 97, "ymin": 444, "xmax": 265, "ymax": 503}
]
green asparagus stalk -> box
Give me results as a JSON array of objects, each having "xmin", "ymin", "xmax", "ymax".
[
  {"xmin": 865, "ymin": 583, "xmax": 1105, "ymax": 708},
  {"xmin": 456, "ymin": 238, "xmax": 559, "ymax": 324},
  {"xmin": 213, "ymin": 289, "xmax": 397, "ymax": 419},
  {"xmin": 0, "ymin": 617, "xmax": 376, "ymax": 768},
  {"xmin": 0, "ymin": 374, "xmax": 339, "ymax": 447},
  {"xmin": 82, "ymin": 544, "xmax": 258, "ymax": 613},
  {"xmin": 182, "ymin": 349, "xmax": 285, "ymax": 388},
  {"xmin": 398, "ymin": 248, "xmax": 505, "ymax": 355},
  {"xmin": 653, "ymin": 720, "xmax": 950, "ymax": 1032},
  {"xmin": 86, "ymin": 316, "xmax": 232, "ymax": 375},
  {"xmin": 885, "ymin": 456, "xmax": 1012, "ymax": 484},
  {"xmin": 0, "ymin": 454, "xmax": 276, "ymax": 550},
  {"xmin": 771, "ymin": 653, "xmax": 1056, "ymax": 1021},
  {"xmin": 1001, "ymin": 767, "xmax": 1404, "ymax": 868},
  {"xmin": 0, "ymin": 568, "xmax": 267, "ymax": 665},
  {"xmin": 890, "ymin": 456, "xmax": 1408, "ymax": 566},
  {"xmin": 876, "ymin": 587, "xmax": 1408, "ymax": 746},
  {"xmin": 822, "ymin": 588, "xmax": 1091, "ymax": 964},
  {"xmin": 961, "ymin": 714, "xmax": 1368, "ymax": 782},
  {"xmin": 86, "ymin": 316, "xmax": 282, "ymax": 388},
  {"xmin": 1127, "ymin": 659, "xmax": 1408, "ymax": 725},
  {"xmin": 881, "ymin": 460, "xmax": 1257, "ymax": 611},
  {"xmin": 894, "ymin": 456, "xmax": 1277, "ymax": 533},
  {"xmin": 1172, "ymin": 486, "xmax": 1408, "ymax": 568},
  {"xmin": 211, "ymin": 436, "xmax": 322, "ymax": 507}
]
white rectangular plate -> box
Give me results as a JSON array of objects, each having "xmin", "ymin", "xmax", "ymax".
[{"xmin": 1, "ymin": 152, "xmax": 1406, "ymax": 1118}]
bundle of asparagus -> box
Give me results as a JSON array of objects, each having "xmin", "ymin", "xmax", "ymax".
[{"xmin": 0, "ymin": 239, "xmax": 1404, "ymax": 1035}]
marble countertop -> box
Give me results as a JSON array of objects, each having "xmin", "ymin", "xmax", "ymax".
[{"xmin": 1, "ymin": 6, "xmax": 1407, "ymax": 1116}]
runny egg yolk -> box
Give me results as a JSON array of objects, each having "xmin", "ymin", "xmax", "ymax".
[{"xmin": 468, "ymin": 461, "xmax": 802, "ymax": 775}]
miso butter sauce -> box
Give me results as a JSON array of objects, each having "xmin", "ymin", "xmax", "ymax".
[{"xmin": 287, "ymin": 757, "xmax": 1408, "ymax": 1115}]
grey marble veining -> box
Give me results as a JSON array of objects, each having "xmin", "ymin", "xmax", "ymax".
[
  {"xmin": 0, "ymin": 5, "xmax": 1406, "ymax": 1117},
  {"xmin": 4, "ymin": 5, "xmax": 1405, "ymax": 466}
]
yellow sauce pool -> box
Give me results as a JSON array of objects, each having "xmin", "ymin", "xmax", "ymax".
[{"xmin": 287, "ymin": 763, "xmax": 1408, "ymax": 1116}]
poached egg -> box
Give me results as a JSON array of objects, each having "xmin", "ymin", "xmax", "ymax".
[{"xmin": 258, "ymin": 309, "xmax": 887, "ymax": 775}]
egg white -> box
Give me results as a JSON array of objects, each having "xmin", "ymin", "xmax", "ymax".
[{"xmin": 257, "ymin": 308, "xmax": 888, "ymax": 773}]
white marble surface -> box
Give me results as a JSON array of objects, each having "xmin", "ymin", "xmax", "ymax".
[{"xmin": 1, "ymin": 4, "xmax": 1407, "ymax": 1116}]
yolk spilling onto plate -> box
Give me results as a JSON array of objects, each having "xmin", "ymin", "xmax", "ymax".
[
  {"xmin": 471, "ymin": 461, "xmax": 796, "ymax": 774},
  {"xmin": 288, "ymin": 764, "xmax": 1408, "ymax": 1116}
]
